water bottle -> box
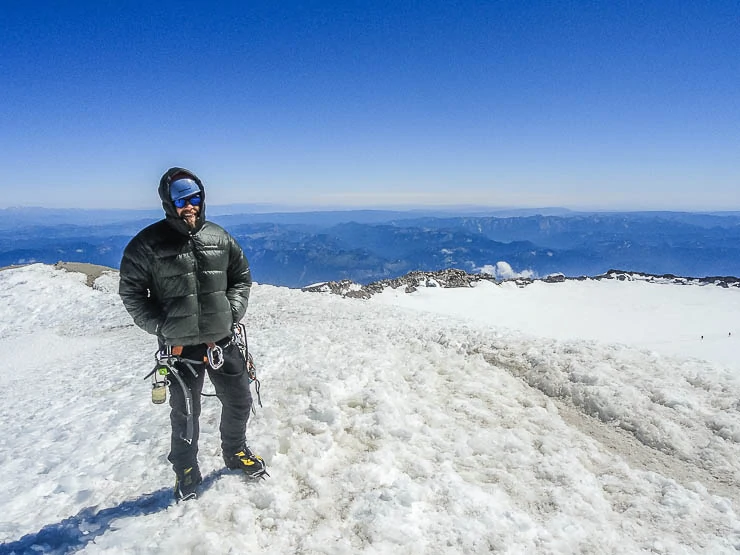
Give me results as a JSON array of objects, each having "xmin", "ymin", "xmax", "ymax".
[{"xmin": 152, "ymin": 381, "xmax": 167, "ymax": 404}]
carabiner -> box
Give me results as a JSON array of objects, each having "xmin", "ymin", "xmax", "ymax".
[{"xmin": 207, "ymin": 344, "xmax": 224, "ymax": 369}]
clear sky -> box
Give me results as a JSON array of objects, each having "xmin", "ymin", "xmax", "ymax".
[{"xmin": 1, "ymin": 1, "xmax": 738, "ymax": 210}]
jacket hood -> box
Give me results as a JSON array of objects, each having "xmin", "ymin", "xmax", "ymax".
[{"xmin": 158, "ymin": 167, "xmax": 206, "ymax": 234}]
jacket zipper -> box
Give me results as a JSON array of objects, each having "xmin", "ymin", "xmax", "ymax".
[{"xmin": 189, "ymin": 233, "xmax": 202, "ymax": 335}]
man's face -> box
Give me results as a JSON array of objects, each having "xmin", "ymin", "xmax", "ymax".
[{"xmin": 176, "ymin": 195, "xmax": 201, "ymax": 229}]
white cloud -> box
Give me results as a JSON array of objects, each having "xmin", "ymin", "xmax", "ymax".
[{"xmin": 477, "ymin": 260, "xmax": 535, "ymax": 279}]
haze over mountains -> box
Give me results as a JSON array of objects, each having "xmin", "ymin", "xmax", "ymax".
[{"xmin": 2, "ymin": 207, "xmax": 739, "ymax": 287}]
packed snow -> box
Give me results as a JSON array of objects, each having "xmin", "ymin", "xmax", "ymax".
[
  {"xmin": 372, "ymin": 278, "xmax": 740, "ymax": 368},
  {"xmin": 1, "ymin": 264, "xmax": 739, "ymax": 554}
]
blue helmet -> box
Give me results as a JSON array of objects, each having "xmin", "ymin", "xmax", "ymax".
[{"xmin": 169, "ymin": 177, "xmax": 201, "ymax": 201}]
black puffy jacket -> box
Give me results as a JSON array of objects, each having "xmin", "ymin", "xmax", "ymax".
[{"xmin": 119, "ymin": 167, "xmax": 252, "ymax": 346}]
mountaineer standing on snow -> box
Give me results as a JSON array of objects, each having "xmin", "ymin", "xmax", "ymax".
[{"xmin": 119, "ymin": 167, "xmax": 266, "ymax": 501}]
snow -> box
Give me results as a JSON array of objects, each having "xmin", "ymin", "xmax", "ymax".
[
  {"xmin": 373, "ymin": 278, "xmax": 740, "ymax": 368},
  {"xmin": 1, "ymin": 264, "xmax": 740, "ymax": 554}
]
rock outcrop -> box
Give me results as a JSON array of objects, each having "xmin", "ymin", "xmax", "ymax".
[{"xmin": 302, "ymin": 268, "xmax": 740, "ymax": 299}]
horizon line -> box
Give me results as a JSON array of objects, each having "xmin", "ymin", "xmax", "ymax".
[{"xmin": 4, "ymin": 204, "xmax": 740, "ymax": 215}]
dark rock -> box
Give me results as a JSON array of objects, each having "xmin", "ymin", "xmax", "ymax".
[{"xmin": 302, "ymin": 267, "xmax": 740, "ymax": 299}]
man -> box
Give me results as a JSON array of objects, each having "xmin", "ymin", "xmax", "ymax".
[{"xmin": 119, "ymin": 167, "xmax": 266, "ymax": 501}]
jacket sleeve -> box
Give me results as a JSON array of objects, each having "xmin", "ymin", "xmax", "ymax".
[
  {"xmin": 119, "ymin": 238, "xmax": 162, "ymax": 335},
  {"xmin": 225, "ymin": 234, "xmax": 252, "ymax": 324}
]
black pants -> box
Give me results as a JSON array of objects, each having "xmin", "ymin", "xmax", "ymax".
[{"xmin": 166, "ymin": 339, "xmax": 253, "ymax": 471}]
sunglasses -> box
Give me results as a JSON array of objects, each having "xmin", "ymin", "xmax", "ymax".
[{"xmin": 173, "ymin": 194, "xmax": 202, "ymax": 209}]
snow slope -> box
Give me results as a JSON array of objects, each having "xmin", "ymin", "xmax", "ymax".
[
  {"xmin": 1, "ymin": 264, "xmax": 739, "ymax": 554},
  {"xmin": 372, "ymin": 278, "xmax": 740, "ymax": 368}
]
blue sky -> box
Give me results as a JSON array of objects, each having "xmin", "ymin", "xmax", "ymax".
[{"xmin": 1, "ymin": 1, "xmax": 738, "ymax": 210}]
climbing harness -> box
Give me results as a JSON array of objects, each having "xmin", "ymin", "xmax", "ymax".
[
  {"xmin": 144, "ymin": 345, "xmax": 202, "ymax": 444},
  {"xmin": 143, "ymin": 324, "xmax": 264, "ymax": 443}
]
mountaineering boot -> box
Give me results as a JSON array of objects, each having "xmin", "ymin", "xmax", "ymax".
[
  {"xmin": 174, "ymin": 465, "xmax": 203, "ymax": 501},
  {"xmin": 223, "ymin": 446, "xmax": 268, "ymax": 479}
]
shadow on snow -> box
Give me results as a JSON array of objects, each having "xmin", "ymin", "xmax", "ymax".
[{"xmin": 0, "ymin": 468, "xmax": 230, "ymax": 555}]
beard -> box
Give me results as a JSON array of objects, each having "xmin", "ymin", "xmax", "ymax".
[{"xmin": 180, "ymin": 208, "xmax": 200, "ymax": 229}]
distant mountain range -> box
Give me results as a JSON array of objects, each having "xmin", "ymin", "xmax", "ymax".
[{"xmin": 1, "ymin": 207, "xmax": 739, "ymax": 287}]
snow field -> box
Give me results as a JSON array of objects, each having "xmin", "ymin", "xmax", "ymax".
[{"xmin": 0, "ymin": 264, "xmax": 739, "ymax": 553}]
